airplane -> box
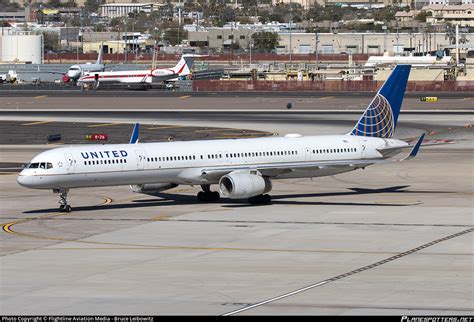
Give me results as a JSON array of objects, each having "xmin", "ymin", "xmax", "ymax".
[
  {"xmin": 18, "ymin": 65, "xmax": 425, "ymax": 212},
  {"xmin": 76, "ymin": 54, "xmax": 198, "ymax": 90},
  {"xmin": 39, "ymin": 45, "xmax": 106, "ymax": 84}
]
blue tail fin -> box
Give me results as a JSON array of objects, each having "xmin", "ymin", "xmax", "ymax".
[
  {"xmin": 350, "ymin": 64, "xmax": 411, "ymax": 138},
  {"xmin": 130, "ymin": 123, "xmax": 139, "ymax": 144}
]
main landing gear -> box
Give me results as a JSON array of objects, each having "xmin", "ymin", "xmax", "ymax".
[
  {"xmin": 197, "ymin": 184, "xmax": 220, "ymax": 202},
  {"xmin": 248, "ymin": 194, "xmax": 271, "ymax": 205},
  {"xmin": 55, "ymin": 188, "xmax": 72, "ymax": 212}
]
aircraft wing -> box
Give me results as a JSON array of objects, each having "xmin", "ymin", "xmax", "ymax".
[
  {"xmin": 200, "ymin": 134, "xmax": 427, "ymax": 180},
  {"xmin": 33, "ymin": 69, "xmax": 66, "ymax": 75},
  {"xmin": 152, "ymin": 73, "xmax": 179, "ymax": 82},
  {"xmin": 103, "ymin": 64, "xmax": 121, "ymax": 70},
  {"xmin": 200, "ymin": 158, "xmax": 380, "ymax": 180}
]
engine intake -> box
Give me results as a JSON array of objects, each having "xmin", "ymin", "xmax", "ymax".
[
  {"xmin": 219, "ymin": 171, "xmax": 272, "ymax": 199},
  {"xmin": 130, "ymin": 183, "xmax": 178, "ymax": 194}
]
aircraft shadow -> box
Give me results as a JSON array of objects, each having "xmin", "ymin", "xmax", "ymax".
[{"xmin": 23, "ymin": 185, "xmax": 451, "ymax": 214}]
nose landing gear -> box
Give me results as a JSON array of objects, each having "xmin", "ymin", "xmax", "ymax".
[{"xmin": 54, "ymin": 188, "xmax": 72, "ymax": 212}]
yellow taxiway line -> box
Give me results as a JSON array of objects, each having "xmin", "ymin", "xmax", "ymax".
[
  {"xmin": 86, "ymin": 123, "xmax": 121, "ymax": 128},
  {"xmin": 147, "ymin": 125, "xmax": 186, "ymax": 130}
]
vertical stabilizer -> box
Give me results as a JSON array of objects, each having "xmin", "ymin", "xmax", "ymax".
[
  {"xmin": 172, "ymin": 54, "xmax": 195, "ymax": 76},
  {"xmin": 350, "ymin": 64, "xmax": 411, "ymax": 138}
]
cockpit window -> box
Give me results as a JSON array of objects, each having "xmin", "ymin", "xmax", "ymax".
[
  {"xmin": 27, "ymin": 162, "xmax": 52, "ymax": 169},
  {"xmin": 69, "ymin": 67, "xmax": 80, "ymax": 71}
]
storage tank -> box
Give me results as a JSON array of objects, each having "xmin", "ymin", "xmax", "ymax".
[{"xmin": 0, "ymin": 33, "xmax": 43, "ymax": 64}]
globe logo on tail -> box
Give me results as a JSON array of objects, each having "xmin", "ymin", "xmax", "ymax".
[{"xmin": 351, "ymin": 93, "xmax": 395, "ymax": 138}]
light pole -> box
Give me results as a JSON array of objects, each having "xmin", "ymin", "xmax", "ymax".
[
  {"xmin": 177, "ymin": 0, "xmax": 181, "ymax": 46},
  {"xmin": 124, "ymin": 17, "xmax": 128, "ymax": 62},
  {"xmin": 315, "ymin": 30, "xmax": 319, "ymax": 70},
  {"xmin": 289, "ymin": 0, "xmax": 293, "ymax": 62},
  {"xmin": 249, "ymin": 30, "xmax": 252, "ymax": 65}
]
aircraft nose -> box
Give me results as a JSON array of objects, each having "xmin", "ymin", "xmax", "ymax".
[{"xmin": 17, "ymin": 173, "xmax": 34, "ymax": 188}]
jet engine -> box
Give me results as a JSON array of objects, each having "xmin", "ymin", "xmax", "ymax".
[
  {"xmin": 219, "ymin": 171, "xmax": 272, "ymax": 199},
  {"xmin": 130, "ymin": 183, "xmax": 178, "ymax": 194}
]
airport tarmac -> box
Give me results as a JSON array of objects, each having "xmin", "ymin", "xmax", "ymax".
[
  {"xmin": 0, "ymin": 99, "xmax": 473, "ymax": 315},
  {"xmin": 1, "ymin": 94, "xmax": 474, "ymax": 111}
]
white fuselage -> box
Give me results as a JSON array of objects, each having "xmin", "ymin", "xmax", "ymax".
[
  {"xmin": 17, "ymin": 135, "xmax": 407, "ymax": 190},
  {"xmin": 77, "ymin": 68, "xmax": 177, "ymax": 85}
]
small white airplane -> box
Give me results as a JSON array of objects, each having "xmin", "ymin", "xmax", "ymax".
[
  {"xmin": 40, "ymin": 46, "xmax": 106, "ymax": 84},
  {"xmin": 76, "ymin": 54, "xmax": 198, "ymax": 89},
  {"xmin": 18, "ymin": 65, "xmax": 425, "ymax": 212}
]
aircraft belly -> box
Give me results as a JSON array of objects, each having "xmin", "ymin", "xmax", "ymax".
[
  {"xmin": 35, "ymin": 169, "xmax": 182, "ymax": 189},
  {"xmin": 274, "ymin": 167, "xmax": 356, "ymax": 179}
]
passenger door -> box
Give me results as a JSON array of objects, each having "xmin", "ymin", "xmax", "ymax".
[
  {"xmin": 64, "ymin": 153, "xmax": 76, "ymax": 174},
  {"xmin": 360, "ymin": 140, "xmax": 368, "ymax": 159},
  {"xmin": 305, "ymin": 147, "xmax": 312, "ymax": 162},
  {"xmin": 135, "ymin": 150, "xmax": 145, "ymax": 170}
]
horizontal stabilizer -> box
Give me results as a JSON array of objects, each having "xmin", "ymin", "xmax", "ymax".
[{"xmin": 403, "ymin": 132, "xmax": 425, "ymax": 161}]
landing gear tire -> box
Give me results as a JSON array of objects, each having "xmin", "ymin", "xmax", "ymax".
[
  {"xmin": 59, "ymin": 205, "xmax": 72, "ymax": 212},
  {"xmin": 197, "ymin": 191, "xmax": 220, "ymax": 202},
  {"xmin": 57, "ymin": 188, "xmax": 72, "ymax": 212},
  {"xmin": 249, "ymin": 194, "xmax": 271, "ymax": 205}
]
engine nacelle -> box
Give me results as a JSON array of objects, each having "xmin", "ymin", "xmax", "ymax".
[
  {"xmin": 219, "ymin": 171, "xmax": 272, "ymax": 199},
  {"xmin": 130, "ymin": 183, "xmax": 178, "ymax": 194}
]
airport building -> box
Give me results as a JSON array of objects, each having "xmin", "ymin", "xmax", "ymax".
[
  {"xmin": 0, "ymin": 9, "xmax": 30, "ymax": 22},
  {"xmin": 187, "ymin": 30, "xmax": 474, "ymax": 55},
  {"xmin": 423, "ymin": 4, "xmax": 474, "ymax": 26},
  {"xmin": 99, "ymin": 3, "xmax": 154, "ymax": 19}
]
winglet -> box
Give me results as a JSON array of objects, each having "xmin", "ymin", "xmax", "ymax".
[
  {"xmin": 130, "ymin": 123, "xmax": 139, "ymax": 144},
  {"xmin": 403, "ymin": 132, "xmax": 425, "ymax": 161}
]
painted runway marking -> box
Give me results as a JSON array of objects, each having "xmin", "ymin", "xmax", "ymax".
[
  {"xmin": 222, "ymin": 227, "xmax": 474, "ymax": 316},
  {"xmin": 213, "ymin": 135, "xmax": 264, "ymax": 139},
  {"xmin": 21, "ymin": 121, "xmax": 52, "ymax": 126},
  {"xmin": 179, "ymin": 95, "xmax": 191, "ymax": 99},
  {"xmin": 319, "ymin": 96, "xmax": 335, "ymax": 100},
  {"xmin": 194, "ymin": 128, "xmax": 236, "ymax": 133},
  {"xmin": 2, "ymin": 196, "xmax": 113, "ymax": 234},
  {"xmin": 34, "ymin": 95, "xmax": 48, "ymax": 99},
  {"xmin": 146, "ymin": 125, "xmax": 186, "ymax": 130},
  {"xmin": 86, "ymin": 123, "xmax": 121, "ymax": 128}
]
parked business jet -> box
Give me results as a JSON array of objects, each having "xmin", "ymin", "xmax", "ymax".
[
  {"xmin": 40, "ymin": 45, "xmax": 106, "ymax": 84},
  {"xmin": 76, "ymin": 54, "xmax": 198, "ymax": 89},
  {"xmin": 18, "ymin": 65, "xmax": 424, "ymax": 212}
]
